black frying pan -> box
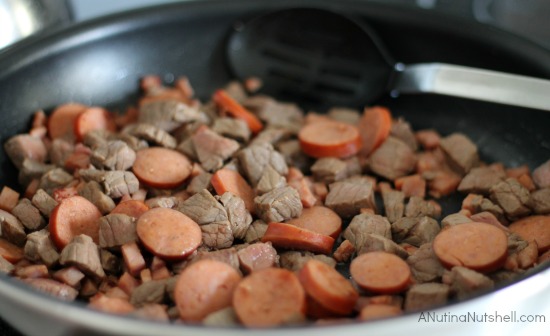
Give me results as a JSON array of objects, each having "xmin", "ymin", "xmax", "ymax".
[{"xmin": 1, "ymin": 0, "xmax": 550, "ymax": 335}]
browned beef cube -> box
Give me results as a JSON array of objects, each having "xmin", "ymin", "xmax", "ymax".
[
  {"xmin": 90, "ymin": 140, "xmax": 136, "ymax": 171},
  {"xmin": 177, "ymin": 189, "xmax": 233, "ymax": 249},
  {"xmin": 24, "ymin": 229, "xmax": 59, "ymax": 267},
  {"xmin": 22, "ymin": 278, "xmax": 78, "ymax": 301},
  {"xmin": 311, "ymin": 157, "xmax": 348, "ymax": 184},
  {"xmin": 244, "ymin": 220, "xmax": 268, "ymax": 243},
  {"xmin": 12, "ymin": 198, "xmax": 46, "ymax": 231},
  {"xmin": 60, "ymin": 234, "xmax": 105, "ymax": 280},
  {"xmin": 463, "ymin": 194, "xmax": 507, "ymax": 224},
  {"xmin": 111, "ymin": 133, "xmax": 148, "ymax": 152},
  {"xmin": 255, "ymin": 166, "xmax": 286, "ymax": 195},
  {"xmin": 49, "ymin": 139, "xmax": 74, "ymax": 167},
  {"xmin": 237, "ymin": 242, "xmax": 279, "ymax": 273},
  {"xmin": 139, "ymin": 99, "xmax": 204, "ymax": 132},
  {"xmin": 533, "ymin": 159, "xmax": 550, "ymax": 189},
  {"xmin": 381, "ymin": 188, "xmax": 405, "ymax": 223},
  {"xmin": 390, "ymin": 118, "xmax": 418, "ymax": 151},
  {"xmin": 490, "ymin": 178, "xmax": 531, "ymax": 220},
  {"xmin": 145, "ymin": 197, "xmax": 177, "ymax": 209},
  {"xmin": 355, "ymin": 233, "xmax": 409, "ymax": 259},
  {"xmin": 343, "ymin": 213, "xmax": 392, "ymax": 249},
  {"xmin": 211, "ymin": 117, "xmax": 251, "ymax": 143},
  {"xmin": 404, "ymin": 283, "xmax": 450, "ymax": 312},
  {"xmin": 369, "ymin": 137, "xmax": 417, "ymax": 181},
  {"xmin": 237, "ymin": 143, "xmax": 288, "ymax": 186},
  {"xmin": 0, "ymin": 209, "xmax": 26, "ymax": 246},
  {"xmin": 249, "ymin": 128, "xmax": 292, "ymax": 147},
  {"xmin": 327, "ymin": 107, "xmax": 360, "ymax": 125},
  {"xmin": 0, "ymin": 255, "xmax": 14, "ymax": 274},
  {"xmin": 39, "ymin": 168, "xmax": 73, "ymax": 194},
  {"xmin": 18, "ymin": 159, "xmax": 55, "ymax": 186},
  {"xmin": 440, "ymin": 213, "xmax": 472, "ymax": 228},
  {"xmin": 250, "ymin": 97, "xmax": 304, "ymax": 134},
  {"xmin": 254, "ymin": 186, "xmax": 302, "ymax": 223},
  {"xmin": 99, "ymin": 214, "xmax": 137, "ymax": 249},
  {"xmin": 79, "ymin": 181, "xmax": 115, "ymax": 214},
  {"xmin": 32, "ymin": 189, "xmax": 58, "ymax": 217},
  {"xmin": 83, "ymin": 129, "xmax": 109, "ymax": 149},
  {"xmin": 191, "ymin": 248, "xmax": 240, "ymax": 271},
  {"xmin": 191, "ymin": 126, "xmax": 240, "ymax": 172},
  {"xmin": 325, "ymin": 180, "xmax": 375, "ymax": 219},
  {"xmin": 279, "ymin": 251, "xmax": 336, "ymax": 272},
  {"xmin": 529, "ymin": 188, "xmax": 550, "ymax": 214},
  {"xmin": 187, "ymin": 173, "xmax": 213, "ymax": 195},
  {"xmin": 3, "ymin": 134, "xmax": 47, "ymax": 169},
  {"xmin": 407, "ymin": 243, "xmax": 445, "ymax": 283},
  {"xmin": 276, "ymin": 139, "xmax": 311, "ymax": 172},
  {"xmin": 443, "ymin": 266, "xmax": 494, "ymax": 300},
  {"xmin": 333, "ymin": 240, "xmax": 356, "ymax": 263},
  {"xmin": 458, "ymin": 166, "xmax": 506, "ymax": 194},
  {"xmin": 79, "ymin": 169, "xmax": 139, "ymax": 199},
  {"xmin": 405, "ymin": 197, "xmax": 441, "ymax": 219},
  {"xmin": 123, "ymin": 123, "xmax": 177, "ymax": 148},
  {"xmin": 130, "ymin": 280, "xmax": 167, "ymax": 307},
  {"xmin": 392, "ymin": 216, "xmax": 440, "ymax": 247},
  {"xmin": 439, "ymin": 133, "xmax": 479, "ymax": 175},
  {"xmin": 218, "ymin": 192, "xmax": 252, "ymax": 240},
  {"xmin": 100, "ymin": 249, "xmax": 121, "ymax": 275}
]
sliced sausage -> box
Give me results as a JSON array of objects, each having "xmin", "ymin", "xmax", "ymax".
[
  {"xmin": 174, "ymin": 259, "xmax": 241, "ymax": 322},
  {"xmin": 285, "ymin": 206, "xmax": 342, "ymax": 239},
  {"xmin": 508, "ymin": 216, "xmax": 550, "ymax": 253},
  {"xmin": 49, "ymin": 196, "xmax": 102, "ymax": 249},
  {"xmin": 350, "ymin": 251, "xmax": 411, "ymax": 294},
  {"xmin": 359, "ymin": 304, "xmax": 402, "ymax": 321},
  {"xmin": 233, "ymin": 267, "xmax": 306, "ymax": 327},
  {"xmin": 48, "ymin": 103, "xmax": 87, "ymax": 139},
  {"xmin": 136, "ymin": 208, "xmax": 201, "ymax": 260},
  {"xmin": 262, "ymin": 222, "xmax": 335, "ymax": 255},
  {"xmin": 111, "ymin": 200, "xmax": 150, "ymax": 219},
  {"xmin": 74, "ymin": 107, "xmax": 116, "ymax": 142},
  {"xmin": 433, "ymin": 222, "xmax": 508, "ymax": 272},
  {"xmin": 299, "ymin": 120, "xmax": 361, "ymax": 158},
  {"xmin": 133, "ymin": 147, "xmax": 192, "ymax": 188}
]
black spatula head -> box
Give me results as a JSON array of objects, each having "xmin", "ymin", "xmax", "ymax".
[{"xmin": 227, "ymin": 8, "xmax": 395, "ymax": 110}]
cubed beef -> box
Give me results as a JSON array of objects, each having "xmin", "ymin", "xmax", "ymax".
[
  {"xmin": 177, "ymin": 189, "xmax": 233, "ymax": 249},
  {"xmin": 83, "ymin": 129, "xmax": 110, "ymax": 149},
  {"xmin": 533, "ymin": 159, "xmax": 550, "ymax": 189},
  {"xmin": 0, "ymin": 255, "xmax": 14, "ymax": 274},
  {"xmin": 256, "ymin": 166, "xmax": 287, "ymax": 195},
  {"xmin": 4, "ymin": 134, "xmax": 47, "ymax": 169},
  {"xmin": 381, "ymin": 188, "xmax": 405, "ymax": 223},
  {"xmin": 211, "ymin": 117, "xmax": 251, "ymax": 143},
  {"xmin": 443, "ymin": 266, "xmax": 494, "ymax": 300},
  {"xmin": 39, "ymin": 168, "xmax": 73, "ymax": 194},
  {"xmin": 0, "ymin": 209, "xmax": 26, "ymax": 246},
  {"xmin": 187, "ymin": 173, "xmax": 213, "ymax": 195},
  {"xmin": 176, "ymin": 138, "xmax": 198, "ymax": 161},
  {"xmin": 440, "ymin": 213, "xmax": 472, "ymax": 228},
  {"xmin": 139, "ymin": 100, "xmax": 203, "ymax": 132},
  {"xmin": 343, "ymin": 213, "xmax": 392, "ymax": 249},
  {"xmin": 529, "ymin": 188, "xmax": 550, "ymax": 214},
  {"xmin": 191, "ymin": 248, "xmax": 240, "ymax": 271},
  {"xmin": 311, "ymin": 157, "xmax": 348, "ymax": 184},
  {"xmin": 203, "ymin": 307, "xmax": 240, "ymax": 327},
  {"xmin": 79, "ymin": 169, "xmax": 140, "ymax": 199},
  {"xmin": 390, "ymin": 118, "xmax": 418, "ymax": 151},
  {"xmin": 439, "ymin": 133, "xmax": 479, "ymax": 175},
  {"xmin": 392, "ymin": 216, "xmax": 440, "ymax": 247},
  {"xmin": 53, "ymin": 267, "xmax": 86, "ymax": 288},
  {"xmin": 111, "ymin": 133, "xmax": 148, "ymax": 152},
  {"xmin": 404, "ymin": 283, "xmax": 450, "ymax": 312},
  {"xmin": 12, "ymin": 198, "xmax": 46, "ymax": 231},
  {"xmin": 60, "ymin": 234, "xmax": 105, "ymax": 280},
  {"xmin": 22, "ymin": 278, "xmax": 78, "ymax": 301},
  {"xmin": 145, "ymin": 197, "xmax": 177, "ymax": 209},
  {"xmin": 405, "ymin": 197, "xmax": 441, "ymax": 219},
  {"xmin": 489, "ymin": 178, "xmax": 531, "ymax": 220},
  {"xmin": 79, "ymin": 181, "xmax": 115, "ymax": 214},
  {"xmin": 279, "ymin": 251, "xmax": 336, "ymax": 271},
  {"xmin": 250, "ymin": 98, "xmax": 304, "ymax": 134},
  {"xmin": 49, "ymin": 139, "xmax": 74, "ymax": 167},
  {"xmin": 470, "ymin": 211, "xmax": 508, "ymax": 230},
  {"xmin": 237, "ymin": 242, "xmax": 279, "ymax": 273},
  {"xmin": 333, "ymin": 240, "xmax": 356, "ymax": 263},
  {"xmin": 276, "ymin": 139, "xmax": 311, "ymax": 172},
  {"xmin": 18, "ymin": 159, "xmax": 55, "ymax": 186},
  {"xmin": 415, "ymin": 129, "xmax": 441, "ymax": 150},
  {"xmin": 100, "ymin": 249, "xmax": 121, "ymax": 275},
  {"xmin": 90, "ymin": 140, "xmax": 136, "ymax": 171},
  {"xmin": 355, "ymin": 233, "xmax": 409, "ymax": 259},
  {"xmin": 325, "ymin": 179, "xmax": 375, "ymax": 219},
  {"xmin": 369, "ymin": 137, "xmax": 416, "ymax": 181},
  {"xmin": 407, "ymin": 243, "xmax": 445, "ymax": 283},
  {"xmin": 99, "ymin": 214, "xmax": 137, "ymax": 249},
  {"xmin": 130, "ymin": 280, "xmax": 167, "ymax": 307},
  {"xmin": 327, "ymin": 107, "xmax": 360, "ymax": 125},
  {"xmin": 458, "ymin": 166, "xmax": 506, "ymax": 194},
  {"xmin": 123, "ymin": 123, "xmax": 177, "ymax": 148},
  {"xmin": 236, "ymin": 143, "xmax": 288, "ymax": 186},
  {"xmin": 244, "ymin": 220, "xmax": 268, "ymax": 243},
  {"xmin": 24, "ymin": 229, "xmax": 59, "ymax": 267},
  {"xmin": 31, "ymin": 189, "xmax": 59, "ymax": 217},
  {"xmin": 225, "ymin": 81, "xmax": 248, "ymax": 102},
  {"xmin": 249, "ymin": 128, "xmax": 292, "ymax": 147},
  {"xmin": 218, "ymin": 192, "xmax": 252, "ymax": 240},
  {"xmin": 254, "ymin": 186, "xmax": 302, "ymax": 223},
  {"xmin": 463, "ymin": 194, "xmax": 507, "ymax": 224},
  {"xmin": 191, "ymin": 126, "xmax": 240, "ymax": 172}
]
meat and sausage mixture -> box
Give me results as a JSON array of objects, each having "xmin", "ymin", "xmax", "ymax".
[{"xmin": 1, "ymin": 75, "xmax": 550, "ymax": 327}]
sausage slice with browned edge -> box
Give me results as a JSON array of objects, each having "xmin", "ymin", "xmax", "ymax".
[
  {"xmin": 433, "ymin": 222, "xmax": 508, "ymax": 273},
  {"xmin": 133, "ymin": 147, "xmax": 192, "ymax": 188},
  {"xmin": 233, "ymin": 267, "xmax": 306, "ymax": 327},
  {"xmin": 136, "ymin": 207, "xmax": 201, "ymax": 260},
  {"xmin": 350, "ymin": 251, "xmax": 411, "ymax": 294}
]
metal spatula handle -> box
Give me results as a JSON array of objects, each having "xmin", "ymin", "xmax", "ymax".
[{"xmin": 394, "ymin": 63, "xmax": 550, "ymax": 111}]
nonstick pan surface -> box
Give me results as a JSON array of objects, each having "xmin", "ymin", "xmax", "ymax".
[{"xmin": 0, "ymin": 0, "xmax": 549, "ymax": 335}]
